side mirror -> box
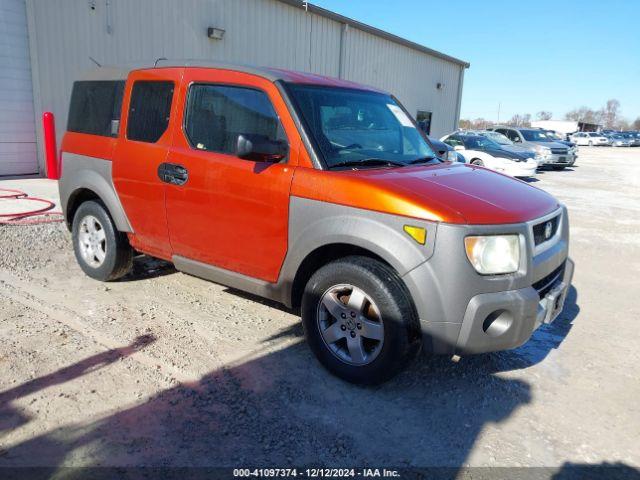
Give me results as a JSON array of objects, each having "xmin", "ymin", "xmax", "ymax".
[
  {"xmin": 513, "ymin": 137, "xmax": 521, "ymax": 143},
  {"xmin": 453, "ymin": 145, "xmax": 465, "ymax": 151},
  {"xmin": 445, "ymin": 151, "xmax": 459, "ymax": 162},
  {"xmin": 236, "ymin": 134, "xmax": 288, "ymax": 163}
]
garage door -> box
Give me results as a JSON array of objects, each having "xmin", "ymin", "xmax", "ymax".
[{"xmin": 0, "ymin": 0, "xmax": 38, "ymax": 176}]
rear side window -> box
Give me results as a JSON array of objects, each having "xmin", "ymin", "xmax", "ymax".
[
  {"xmin": 127, "ymin": 81, "xmax": 174, "ymax": 143},
  {"xmin": 184, "ymin": 84, "xmax": 284, "ymax": 154},
  {"xmin": 67, "ymin": 81, "xmax": 125, "ymax": 137}
]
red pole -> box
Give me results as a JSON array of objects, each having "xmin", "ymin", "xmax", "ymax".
[{"xmin": 43, "ymin": 112, "xmax": 59, "ymax": 180}]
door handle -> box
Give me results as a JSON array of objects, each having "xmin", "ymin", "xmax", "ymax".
[{"xmin": 158, "ymin": 163, "xmax": 189, "ymax": 186}]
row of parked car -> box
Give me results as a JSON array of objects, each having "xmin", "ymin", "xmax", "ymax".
[
  {"xmin": 569, "ymin": 131, "xmax": 640, "ymax": 147},
  {"xmin": 429, "ymin": 126, "xmax": 578, "ymax": 179}
]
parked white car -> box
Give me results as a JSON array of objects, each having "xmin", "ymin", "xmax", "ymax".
[
  {"xmin": 441, "ymin": 133, "xmax": 538, "ymax": 178},
  {"xmin": 570, "ymin": 132, "xmax": 610, "ymax": 146}
]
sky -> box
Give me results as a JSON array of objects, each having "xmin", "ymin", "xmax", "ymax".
[{"xmin": 311, "ymin": 0, "xmax": 640, "ymax": 123}]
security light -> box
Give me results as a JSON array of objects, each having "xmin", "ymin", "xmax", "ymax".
[{"xmin": 207, "ymin": 27, "xmax": 225, "ymax": 40}]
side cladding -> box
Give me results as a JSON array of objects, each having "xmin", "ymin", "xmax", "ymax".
[{"xmin": 58, "ymin": 153, "xmax": 132, "ymax": 232}]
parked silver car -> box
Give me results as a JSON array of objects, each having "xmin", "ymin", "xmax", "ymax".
[
  {"xmin": 610, "ymin": 134, "xmax": 631, "ymax": 147},
  {"xmin": 489, "ymin": 126, "xmax": 577, "ymax": 169}
]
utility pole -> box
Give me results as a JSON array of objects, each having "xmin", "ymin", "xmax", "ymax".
[{"xmin": 497, "ymin": 102, "xmax": 501, "ymax": 124}]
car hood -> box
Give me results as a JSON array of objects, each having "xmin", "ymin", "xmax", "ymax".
[
  {"xmin": 294, "ymin": 163, "xmax": 560, "ymax": 225},
  {"xmin": 481, "ymin": 146, "xmax": 533, "ymax": 160},
  {"xmin": 498, "ymin": 144, "xmax": 536, "ymax": 155},
  {"xmin": 528, "ymin": 141, "xmax": 569, "ymax": 150}
]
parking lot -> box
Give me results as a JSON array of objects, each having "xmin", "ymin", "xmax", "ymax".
[{"xmin": 1, "ymin": 147, "xmax": 639, "ymax": 471}]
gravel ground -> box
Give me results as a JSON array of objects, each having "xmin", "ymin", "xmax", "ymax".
[{"xmin": 0, "ymin": 147, "xmax": 639, "ymax": 474}]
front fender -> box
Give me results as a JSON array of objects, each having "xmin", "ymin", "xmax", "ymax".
[{"xmin": 276, "ymin": 196, "xmax": 438, "ymax": 304}]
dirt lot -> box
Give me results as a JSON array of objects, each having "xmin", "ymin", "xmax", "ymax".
[{"xmin": 1, "ymin": 147, "xmax": 639, "ymax": 473}]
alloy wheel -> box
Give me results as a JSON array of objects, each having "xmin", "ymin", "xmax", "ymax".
[
  {"xmin": 317, "ymin": 284, "xmax": 384, "ymax": 366},
  {"xmin": 78, "ymin": 215, "xmax": 107, "ymax": 268}
]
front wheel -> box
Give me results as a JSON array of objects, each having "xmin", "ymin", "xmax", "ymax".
[
  {"xmin": 471, "ymin": 159, "xmax": 484, "ymax": 166},
  {"xmin": 301, "ymin": 256, "xmax": 420, "ymax": 384},
  {"xmin": 72, "ymin": 200, "xmax": 133, "ymax": 281}
]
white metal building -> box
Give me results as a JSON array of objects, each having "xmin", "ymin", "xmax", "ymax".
[{"xmin": 1, "ymin": 0, "xmax": 469, "ymax": 176}]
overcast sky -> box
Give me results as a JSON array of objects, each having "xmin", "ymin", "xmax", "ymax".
[{"xmin": 312, "ymin": 0, "xmax": 640, "ymax": 123}]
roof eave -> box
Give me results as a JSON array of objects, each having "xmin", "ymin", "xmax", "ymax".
[{"xmin": 276, "ymin": 0, "xmax": 470, "ymax": 69}]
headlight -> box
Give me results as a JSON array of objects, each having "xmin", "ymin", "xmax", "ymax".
[
  {"xmin": 464, "ymin": 235, "xmax": 520, "ymax": 275},
  {"xmin": 534, "ymin": 145, "xmax": 551, "ymax": 155}
]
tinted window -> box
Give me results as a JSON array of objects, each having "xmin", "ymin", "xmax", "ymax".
[
  {"xmin": 521, "ymin": 130, "xmax": 551, "ymax": 142},
  {"xmin": 503, "ymin": 129, "xmax": 520, "ymax": 142},
  {"xmin": 127, "ymin": 81, "xmax": 174, "ymax": 143},
  {"xmin": 67, "ymin": 81, "xmax": 125, "ymax": 137},
  {"xmin": 184, "ymin": 84, "xmax": 285, "ymax": 154}
]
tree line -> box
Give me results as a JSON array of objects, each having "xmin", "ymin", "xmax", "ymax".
[{"xmin": 459, "ymin": 99, "xmax": 640, "ymax": 130}]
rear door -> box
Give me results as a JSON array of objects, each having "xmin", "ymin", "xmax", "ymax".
[
  {"xmin": 164, "ymin": 69, "xmax": 301, "ymax": 283},
  {"xmin": 112, "ymin": 68, "xmax": 183, "ymax": 259}
]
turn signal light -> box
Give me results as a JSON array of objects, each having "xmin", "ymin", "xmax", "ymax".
[{"xmin": 403, "ymin": 225, "xmax": 426, "ymax": 245}]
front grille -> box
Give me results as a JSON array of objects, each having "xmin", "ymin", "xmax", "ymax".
[
  {"xmin": 533, "ymin": 215, "xmax": 560, "ymax": 246},
  {"xmin": 533, "ymin": 262, "xmax": 565, "ymax": 299},
  {"xmin": 551, "ymin": 147, "xmax": 568, "ymax": 154}
]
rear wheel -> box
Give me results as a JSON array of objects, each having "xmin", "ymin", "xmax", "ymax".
[
  {"xmin": 72, "ymin": 201, "xmax": 133, "ymax": 281},
  {"xmin": 301, "ymin": 256, "xmax": 420, "ymax": 384}
]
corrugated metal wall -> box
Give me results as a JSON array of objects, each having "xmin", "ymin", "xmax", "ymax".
[
  {"xmin": 25, "ymin": 0, "xmax": 464, "ymax": 170},
  {"xmin": 0, "ymin": 0, "xmax": 38, "ymax": 176}
]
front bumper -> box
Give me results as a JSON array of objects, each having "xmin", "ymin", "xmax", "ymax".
[
  {"xmin": 455, "ymin": 258, "xmax": 573, "ymax": 354},
  {"xmin": 500, "ymin": 161, "xmax": 538, "ymax": 178},
  {"xmin": 539, "ymin": 153, "xmax": 576, "ymax": 166},
  {"xmin": 401, "ymin": 206, "xmax": 573, "ymax": 355}
]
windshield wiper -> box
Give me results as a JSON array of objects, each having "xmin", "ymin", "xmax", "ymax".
[
  {"xmin": 328, "ymin": 158, "xmax": 407, "ymax": 170},
  {"xmin": 407, "ymin": 156, "xmax": 438, "ymax": 165}
]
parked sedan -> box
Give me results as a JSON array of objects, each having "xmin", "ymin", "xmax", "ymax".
[
  {"xmin": 610, "ymin": 134, "xmax": 631, "ymax": 147},
  {"xmin": 571, "ymin": 132, "xmax": 610, "ymax": 146},
  {"xmin": 474, "ymin": 130, "xmax": 540, "ymax": 157},
  {"xmin": 441, "ymin": 134, "xmax": 538, "ymax": 178},
  {"xmin": 623, "ymin": 132, "xmax": 640, "ymax": 146}
]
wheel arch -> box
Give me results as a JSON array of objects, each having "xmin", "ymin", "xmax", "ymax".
[
  {"xmin": 289, "ymin": 243, "xmax": 392, "ymax": 310},
  {"xmin": 59, "ymin": 154, "xmax": 132, "ymax": 233},
  {"xmin": 280, "ymin": 198, "xmax": 438, "ymax": 310}
]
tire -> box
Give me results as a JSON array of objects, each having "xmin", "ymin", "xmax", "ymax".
[
  {"xmin": 72, "ymin": 200, "xmax": 133, "ymax": 281},
  {"xmin": 471, "ymin": 159, "xmax": 484, "ymax": 166},
  {"xmin": 301, "ymin": 256, "xmax": 420, "ymax": 384}
]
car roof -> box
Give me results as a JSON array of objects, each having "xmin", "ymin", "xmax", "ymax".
[{"xmin": 78, "ymin": 60, "xmax": 384, "ymax": 93}]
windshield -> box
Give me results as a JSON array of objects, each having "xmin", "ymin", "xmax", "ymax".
[
  {"xmin": 285, "ymin": 84, "xmax": 437, "ymax": 168},
  {"xmin": 521, "ymin": 130, "xmax": 552, "ymax": 142},
  {"xmin": 480, "ymin": 131, "xmax": 512, "ymax": 145},
  {"xmin": 462, "ymin": 136, "xmax": 500, "ymax": 149}
]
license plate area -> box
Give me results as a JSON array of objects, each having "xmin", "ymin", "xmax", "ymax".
[
  {"xmin": 558, "ymin": 156, "xmax": 567, "ymax": 162},
  {"xmin": 543, "ymin": 281, "xmax": 568, "ymax": 324}
]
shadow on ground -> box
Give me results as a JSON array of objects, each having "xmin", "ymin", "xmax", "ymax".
[{"xmin": 0, "ymin": 289, "xmax": 581, "ymax": 474}]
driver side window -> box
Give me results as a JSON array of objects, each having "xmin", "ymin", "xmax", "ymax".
[{"xmin": 505, "ymin": 130, "xmax": 521, "ymax": 142}]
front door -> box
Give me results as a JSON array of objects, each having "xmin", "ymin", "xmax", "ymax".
[
  {"xmin": 112, "ymin": 68, "xmax": 183, "ymax": 259},
  {"xmin": 164, "ymin": 69, "xmax": 299, "ymax": 283}
]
